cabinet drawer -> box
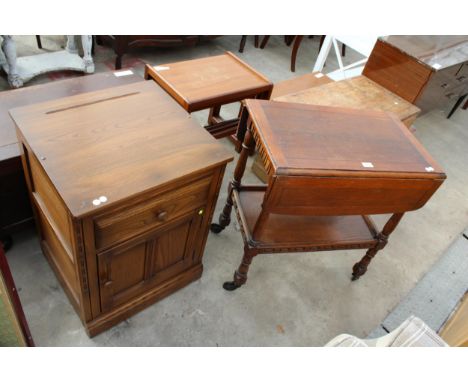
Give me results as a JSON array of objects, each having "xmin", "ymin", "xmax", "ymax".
[{"xmin": 94, "ymin": 175, "xmax": 212, "ymax": 250}]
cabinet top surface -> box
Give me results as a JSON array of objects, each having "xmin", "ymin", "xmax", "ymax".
[
  {"xmin": 10, "ymin": 81, "xmax": 233, "ymax": 218},
  {"xmin": 380, "ymin": 35, "xmax": 468, "ymax": 70},
  {"xmin": 274, "ymin": 76, "xmax": 420, "ymax": 121},
  {"xmin": 0, "ymin": 71, "xmax": 142, "ymax": 161},
  {"xmin": 245, "ymin": 99, "xmax": 444, "ymax": 178},
  {"xmin": 146, "ymin": 52, "xmax": 272, "ymax": 110}
]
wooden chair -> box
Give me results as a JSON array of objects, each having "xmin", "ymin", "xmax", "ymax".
[
  {"xmin": 257, "ymin": 35, "xmax": 345, "ymax": 72},
  {"xmin": 238, "ymin": 35, "xmax": 259, "ymax": 52}
]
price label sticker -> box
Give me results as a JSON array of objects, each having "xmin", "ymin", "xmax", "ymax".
[
  {"xmin": 154, "ymin": 66, "xmax": 170, "ymax": 71},
  {"xmin": 425, "ymin": 167, "xmax": 434, "ymax": 172},
  {"xmin": 361, "ymin": 162, "xmax": 374, "ymax": 168},
  {"xmin": 114, "ymin": 70, "xmax": 133, "ymax": 77}
]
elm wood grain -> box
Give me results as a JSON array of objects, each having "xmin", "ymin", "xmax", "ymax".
[
  {"xmin": 12, "ymin": 81, "xmax": 232, "ymax": 336},
  {"xmin": 144, "ymin": 52, "xmax": 273, "ymax": 140},
  {"xmin": 0, "ymin": 71, "xmax": 143, "ymax": 234},
  {"xmin": 363, "ymin": 36, "xmax": 468, "ymax": 114},
  {"xmin": 211, "ymin": 99, "xmax": 445, "ymax": 290}
]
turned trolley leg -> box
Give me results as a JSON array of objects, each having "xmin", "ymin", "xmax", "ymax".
[
  {"xmin": 211, "ymin": 115, "xmax": 255, "ymax": 234},
  {"xmin": 352, "ymin": 213, "xmax": 404, "ymax": 281},
  {"xmin": 223, "ymin": 245, "xmax": 256, "ymax": 291}
]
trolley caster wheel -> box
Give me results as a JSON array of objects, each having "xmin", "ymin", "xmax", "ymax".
[
  {"xmin": 223, "ymin": 281, "xmax": 241, "ymax": 291},
  {"xmin": 210, "ymin": 223, "xmax": 225, "ymax": 234}
]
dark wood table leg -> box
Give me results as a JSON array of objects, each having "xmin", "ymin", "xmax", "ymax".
[
  {"xmin": 223, "ymin": 244, "xmax": 257, "ymax": 291},
  {"xmin": 208, "ymin": 105, "xmax": 221, "ymax": 125},
  {"xmin": 260, "ymin": 36, "xmax": 270, "ymax": 49},
  {"xmin": 352, "ymin": 213, "xmax": 404, "ymax": 280},
  {"xmin": 447, "ymin": 94, "xmax": 467, "ymax": 119},
  {"xmin": 211, "ymin": 122, "xmax": 255, "ymax": 234},
  {"xmin": 254, "ymin": 36, "xmax": 259, "ymax": 48},
  {"xmin": 231, "ymin": 89, "xmax": 271, "ymax": 153},
  {"xmin": 290, "ymin": 35, "xmax": 304, "ymax": 72},
  {"xmin": 239, "ymin": 35, "xmax": 247, "ymax": 53},
  {"xmin": 35, "ymin": 35, "xmax": 42, "ymax": 49}
]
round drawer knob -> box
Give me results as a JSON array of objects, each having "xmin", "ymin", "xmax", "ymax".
[{"xmin": 157, "ymin": 211, "xmax": 168, "ymax": 221}]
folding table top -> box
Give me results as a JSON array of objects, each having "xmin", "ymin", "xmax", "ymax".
[{"xmin": 245, "ymin": 99, "xmax": 443, "ymax": 179}]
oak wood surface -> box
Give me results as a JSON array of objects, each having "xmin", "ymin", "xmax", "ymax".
[
  {"xmin": 237, "ymin": 189, "xmax": 377, "ymax": 249},
  {"xmin": 247, "ymin": 99, "xmax": 442, "ymax": 178},
  {"xmin": 144, "ymin": 51, "xmax": 273, "ymax": 112},
  {"xmin": 274, "ymin": 75, "xmax": 421, "ymax": 125},
  {"xmin": 363, "ymin": 39, "xmax": 433, "ymax": 103},
  {"xmin": 271, "ymin": 72, "xmax": 333, "ymax": 99}
]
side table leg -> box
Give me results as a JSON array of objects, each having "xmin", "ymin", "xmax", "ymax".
[
  {"xmin": 208, "ymin": 105, "xmax": 221, "ymax": 126},
  {"xmin": 352, "ymin": 213, "xmax": 404, "ymax": 280},
  {"xmin": 211, "ymin": 123, "xmax": 255, "ymax": 234},
  {"xmin": 223, "ymin": 244, "xmax": 257, "ymax": 291}
]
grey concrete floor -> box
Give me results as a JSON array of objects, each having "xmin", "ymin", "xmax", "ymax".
[{"xmin": 2, "ymin": 36, "xmax": 468, "ymax": 346}]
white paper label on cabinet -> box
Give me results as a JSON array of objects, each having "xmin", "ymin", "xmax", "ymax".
[
  {"xmin": 361, "ymin": 162, "xmax": 374, "ymax": 168},
  {"xmin": 154, "ymin": 66, "xmax": 170, "ymax": 71},
  {"xmin": 114, "ymin": 70, "xmax": 134, "ymax": 77},
  {"xmin": 315, "ymin": 73, "xmax": 324, "ymax": 78},
  {"xmin": 92, "ymin": 196, "xmax": 108, "ymax": 206},
  {"xmin": 425, "ymin": 167, "xmax": 434, "ymax": 172},
  {"xmin": 432, "ymin": 63, "xmax": 442, "ymax": 70}
]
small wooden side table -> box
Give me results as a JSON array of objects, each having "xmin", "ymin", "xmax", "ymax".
[
  {"xmin": 144, "ymin": 51, "xmax": 273, "ymax": 143},
  {"xmin": 211, "ymin": 99, "xmax": 446, "ymax": 291}
]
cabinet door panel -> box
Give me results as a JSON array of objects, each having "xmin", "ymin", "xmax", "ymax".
[
  {"xmin": 154, "ymin": 221, "xmax": 191, "ymax": 272},
  {"xmin": 98, "ymin": 212, "xmax": 202, "ymax": 313}
]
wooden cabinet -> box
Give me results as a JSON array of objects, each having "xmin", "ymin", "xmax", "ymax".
[
  {"xmin": 10, "ymin": 81, "xmax": 232, "ymax": 336},
  {"xmin": 363, "ymin": 36, "xmax": 468, "ymax": 114}
]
